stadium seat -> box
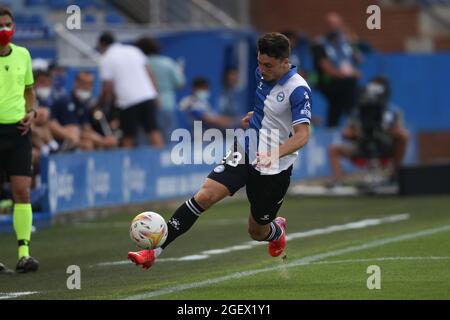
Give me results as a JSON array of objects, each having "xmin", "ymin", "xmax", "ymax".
[
  {"xmin": 48, "ymin": 0, "xmax": 68, "ymax": 9},
  {"xmin": 25, "ymin": 0, "xmax": 47, "ymax": 6},
  {"xmin": 105, "ymin": 12, "xmax": 125, "ymax": 25},
  {"xmin": 0, "ymin": 0, "xmax": 12, "ymax": 6},
  {"xmin": 83, "ymin": 13, "xmax": 97, "ymax": 24},
  {"xmin": 75, "ymin": 0, "xmax": 97, "ymax": 9}
]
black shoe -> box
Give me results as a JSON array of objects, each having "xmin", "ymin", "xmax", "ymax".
[
  {"xmin": 16, "ymin": 256, "xmax": 39, "ymax": 273},
  {"xmin": 0, "ymin": 262, "xmax": 14, "ymax": 275}
]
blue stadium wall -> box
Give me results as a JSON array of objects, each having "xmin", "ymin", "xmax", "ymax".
[{"xmin": 37, "ymin": 127, "xmax": 418, "ymax": 215}]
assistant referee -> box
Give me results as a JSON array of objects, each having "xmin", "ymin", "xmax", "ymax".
[{"xmin": 0, "ymin": 7, "xmax": 39, "ymax": 274}]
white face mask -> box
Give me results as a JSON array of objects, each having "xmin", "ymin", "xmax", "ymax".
[
  {"xmin": 36, "ymin": 87, "xmax": 51, "ymax": 100},
  {"xmin": 196, "ymin": 90, "xmax": 210, "ymax": 101},
  {"xmin": 75, "ymin": 89, "xmax": 92, "ymax": 102}
]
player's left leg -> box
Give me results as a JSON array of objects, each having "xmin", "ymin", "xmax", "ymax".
[
  {"xmin": 248, "ymin": 214, "xmax": 287, "ymax": 257},
  {"xmin": 10, "ymin": 175, "xmax": 39, "ymax": 273},
  {"xmin": 246, "ymin": 166, "xmax": 292, "ymax": 257},
  {"xmin": 8, "ymin": 130, "xmax": 39, "ymax": 273}
]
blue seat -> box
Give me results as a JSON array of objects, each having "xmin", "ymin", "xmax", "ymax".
[
  {"xmin": 105, "ymin": 12, "xmax": 125, "ymax": 25},
  {"xmin": 83, "ymin": 13, "xmax": 97, "ymax": 24},
  {"xmin": 75, "ymin": 0, "xmax": 97, "ymax": 9},
  {"xmin": 25, "ymin": 0, "xmax": 47, "ymax": 6},
  {"xmin": 48, "ymin": 0, "xmax": 68, "ymax": 9},
  {"xmin": 0, "ymin": 0, "xmax": 13, "ymax": 6}
]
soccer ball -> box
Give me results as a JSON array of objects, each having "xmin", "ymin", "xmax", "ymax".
[{"xmin": 130, "ymin": 212, "xmax": 168, "ymax": 249}]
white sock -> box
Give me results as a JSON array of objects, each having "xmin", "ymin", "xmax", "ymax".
[{"xmin": 154, "ymin": 247, "xmax": 163, "ymax": 257}]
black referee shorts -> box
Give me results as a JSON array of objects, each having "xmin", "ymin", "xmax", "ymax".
[
  {"xmin": 207, "ymin": 146, "xmax": 292, "ymax": 225},
  {"xmin": 119, "ymin": 99, "xmax": 159, "ymax": 137},
  {"xmin": 0, "ymin": 124, "xmax": 33, "ymax": 177}
]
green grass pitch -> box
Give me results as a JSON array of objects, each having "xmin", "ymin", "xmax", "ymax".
[{"xmin": 1, "ymin": 195, "xmax": 449, "ymax": 300}]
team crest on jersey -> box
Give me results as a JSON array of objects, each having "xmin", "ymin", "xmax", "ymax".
[
  {"xmin": 258, "ymin": 82, "xmax": 263, "ymax": 90},
  {"xmin": 276, "ymin": 92, "xmax": 285, "ymax": 102},
  {"xmin": 214, "ymin": 165, "xmax": 225, "ymax": 173}
]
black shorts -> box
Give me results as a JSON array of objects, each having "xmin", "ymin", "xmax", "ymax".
[
  {"xmin": 119, "ymin": 99, "xmax": 159, "ymax": 137},
  {"xmin": 208, "ymin": 148, "xmax": 292, "ymax": 225},
  {"xmin": 0, "ymin": 124, "xmax": 32, "ymax": 177}
]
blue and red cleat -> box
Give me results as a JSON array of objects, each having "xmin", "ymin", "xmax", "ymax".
[
  {"xmin": 268, "ymin": 217, "xmax": 287, "ymax": 257},
  {"xmin": 128, "ymin": 249, "xmax": 156, "ymax": 270}
]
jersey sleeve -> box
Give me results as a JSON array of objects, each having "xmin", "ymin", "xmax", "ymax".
[
  {"xmin": 290, "ymin": 86, "xmax": 312, "ymax": 126},
  {"xmin": 24, "ymin": 50, "xmax": 34, "ymax": 86}
]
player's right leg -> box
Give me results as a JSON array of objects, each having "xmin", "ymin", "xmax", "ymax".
[
  {"xmin": 129, "ymin": 145, "xmax": 249, "ymax": 269},
  {"xmin": 128, "ymin": 178, "xmax": 230, "ymax": 269}
]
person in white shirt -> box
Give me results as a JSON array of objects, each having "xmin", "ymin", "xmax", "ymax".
[{"xmin": 96, "ymin": 32, "xmax": 164, "ymax": 147}]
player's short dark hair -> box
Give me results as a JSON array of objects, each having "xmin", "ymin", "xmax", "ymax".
[
  {"xmin": 98, "ymin": 31, "xmax": 115, "ymax": 47},
  {"xmin": 192, "ymin": 77, "xmax": 209, "ymax": 89},
  {"xmin": 258, "ymin": 32, "xmax": 291, "ymax": 60},
  {"xmin": 135, "ymin": 37, "xmax": 160, "ymax": 55},
  {"xmin": 0, "ymin": 7, "xmax": 13, "ymax": 20}
]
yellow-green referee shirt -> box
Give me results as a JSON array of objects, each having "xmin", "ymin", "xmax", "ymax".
[{"xmin": 0, "ymin": 43, "xmax": 34, "ymax": 124}]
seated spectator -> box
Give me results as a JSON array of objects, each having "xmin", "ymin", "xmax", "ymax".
[
  {"xmin": 328, "ymin": 76, "xmax": 409, "ymax": 185},
  {"xmin": 179, "ymin": 77, "xmax": 238, "ymax": 133},
  {"xmin": 32, "ymin": 70, "xmax": 59, "ymax": 156},
  {"xmin": 135, "ymin": 36, "xmax": 185, "ymax": 143},
  {"xmin": 50, "ymin": 71, "xmax": 118, "ymax": 151}
]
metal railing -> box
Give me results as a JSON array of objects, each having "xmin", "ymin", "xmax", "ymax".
[{"xmin": 108, "ymin": 0, "xmax": 247, "ymax": 28}]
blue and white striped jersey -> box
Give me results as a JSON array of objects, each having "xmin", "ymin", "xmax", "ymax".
[{"xmin": 238, "ymin": 65, "xmax": 312, "ymax": 175}]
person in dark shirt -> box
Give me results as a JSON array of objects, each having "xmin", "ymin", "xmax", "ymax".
[
  {"xmin": 50, "ymin": 71, "xmax": 117, "ymax": 151},
  {"xmin": 312, "ymin": 12, "xmax": 361, "ymax": 128}
]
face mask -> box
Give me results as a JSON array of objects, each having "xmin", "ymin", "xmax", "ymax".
[
  {"xmin": 36, "ymin": 87, "xmax": 52, "ymax": 100},
  {"xmin": 0, "ymin": 27, "xmax": 14, "ymax": 47},
  {"xmin": 196, "ymin": 90, "xmax": 210, "ymax": 101},
  {"xmin": 75, "ymin": 89, "xmax": 92, "ymax": 102}
]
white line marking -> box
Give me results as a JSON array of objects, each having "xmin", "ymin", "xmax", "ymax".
[
  {"xmin": 0, "ymin": 291, "xmax": 39, "ymax": 300},
  {"xmin": 122, "ymin": 224, "xmax": 450, "ymax": 300},
  {"xmin": 96, "ymin": 214, "xmax": 410, "ymax": 267},
  {"xmin": 312, "ymin": 256, "xmax": 450, "ymax": 266}
]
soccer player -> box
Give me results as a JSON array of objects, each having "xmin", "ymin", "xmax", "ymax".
[
  {"xmin": 0, "ymin": 7, "xmax": 39, "ymax": 273},
  {"xmin": 128, "ymin": 33, "xmax": 312, "ymax": 269}
]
